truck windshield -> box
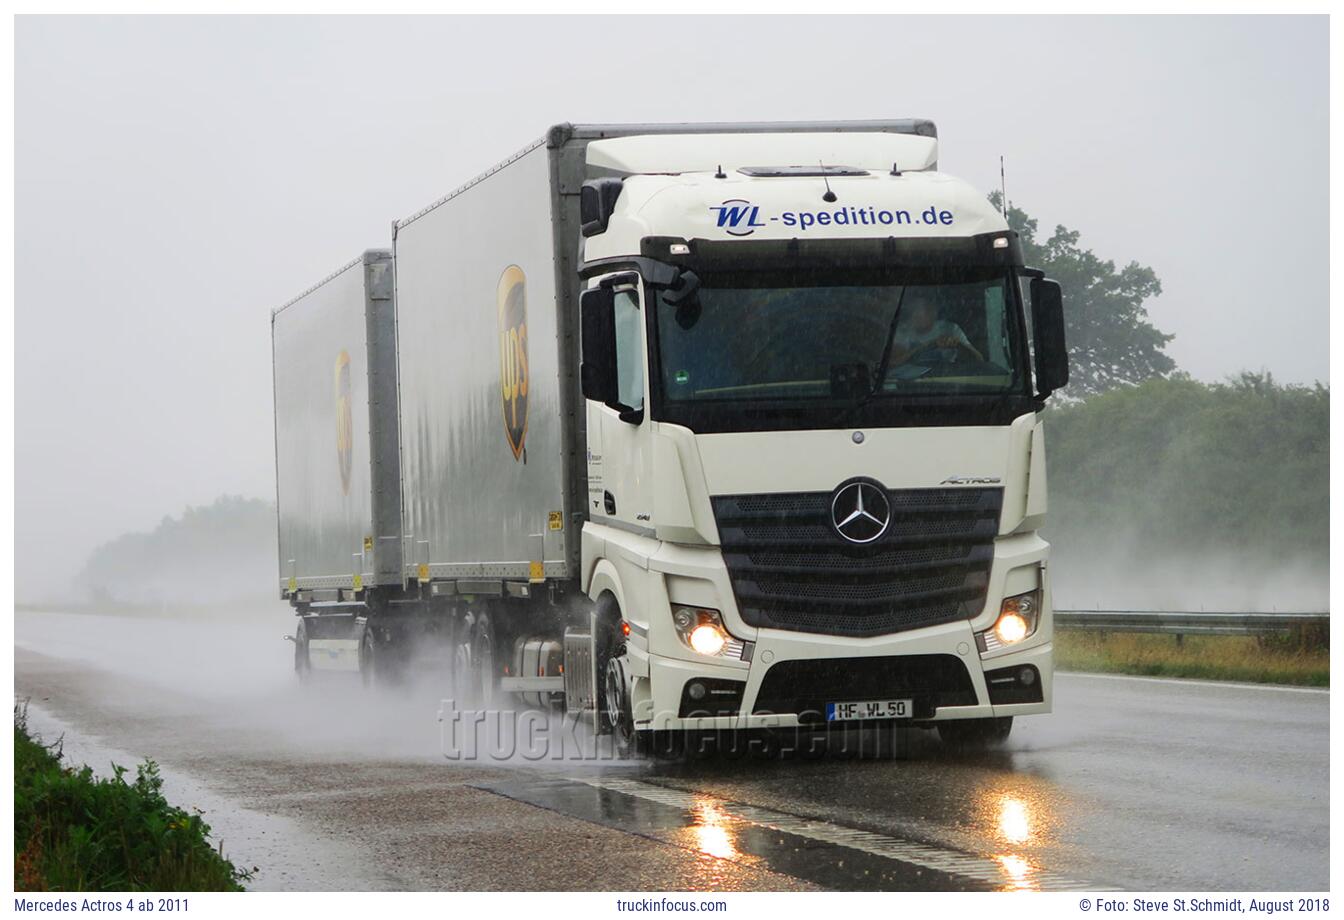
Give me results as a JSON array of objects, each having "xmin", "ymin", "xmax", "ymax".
[{"xmin": 651, "ymin": 266, "xmax": 1029, "ymax": 429}]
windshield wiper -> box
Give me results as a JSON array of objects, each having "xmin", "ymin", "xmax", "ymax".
[{"xmin": 849, "ymin": 285, "xmax": 909, "ymax": 410}]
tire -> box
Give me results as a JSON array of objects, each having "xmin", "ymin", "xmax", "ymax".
[
  {"xmin": 359, "ymin": 624, "xmax": 380, "ymax": 689},
  {"xmin": 450, "ymin": 614, "xmax": 476, "ymax": 710},
  {"xmin": 937, "ymin": 716, "xmax": 1013, "ymax": 749},
  {"xmin": 592, "ymin": 594, "xmax": 622, "ymax": 731},
  {"xmin": 470, "ymin": 611, "xmax": 499, "ymax": 710},
  {"xmin": 604, "ymin": 654, "xmax": 640, "ymax": 758},
  {"xmin": 293, "ymin": 618, "xmax": 311, "ymax": 682}
]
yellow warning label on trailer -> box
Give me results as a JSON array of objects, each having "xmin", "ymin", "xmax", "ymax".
[
  {"xmin": 363, "ymin": 536, "xmax": 374, "ymax": 552},
  {"xmin": 548, "ymin": 511, "xmax": 563, "ymax": 531},
  {"xmin": 287, "ymin": 576, "xmax": 297, "ymax": 593},
  {"xmin": 417, "ymin": 563, "xmax": 430, "ymax": 583},
  {"xmin": 529, "ymin": 561, "xmax": 545, "ymax": 582},
  {"xmin": 352, "ymin": 574, "xmax": 363, "ymax": 592}
]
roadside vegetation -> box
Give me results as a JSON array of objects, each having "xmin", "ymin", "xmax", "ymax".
[
  {"xmin": 14, "ymin": 705, "xmax": 252, "ymax": 891},
  {"xmin": 77, "ymin": 495, "xmax": 276, "ymax": 606},
  {"xmin": 1056, "ymin": 631, "xmax": 1329, "ymax": 687},
  {"xmin": 1045, "ymin": 373, "xmax": 1329, "ymax": 581}
]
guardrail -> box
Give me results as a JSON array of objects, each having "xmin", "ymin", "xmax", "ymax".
[{"xmin": 1055, "ymin": 609, "xmax": 1329, "ymax": 645}]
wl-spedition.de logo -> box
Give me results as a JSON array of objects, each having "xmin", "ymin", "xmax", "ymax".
[
  {"xmin": 497, "ymin": 265, "xmax": 530, "ymax": 461},
  {"xmin": 710, "ymin": 199, "xmax": 956, "ymax": 236}
]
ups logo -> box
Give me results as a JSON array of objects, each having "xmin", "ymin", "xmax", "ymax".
[
  {"xmin": 497, "ymin": 265, "xmax": 529, "ymax": 461},
  {"xmin": 334, "ymin": 349, "xmax": 353, "ymax": 494}
]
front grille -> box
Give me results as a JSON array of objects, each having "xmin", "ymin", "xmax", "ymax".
[
  {"xmin": 712, "ymin": 486, "xmax": 1001, "ymax": 637},
  {"xmin": 753, "ymin": 655, "xmax": 978, "ymax": 722}
]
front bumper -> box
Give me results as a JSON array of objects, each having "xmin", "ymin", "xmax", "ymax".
[{"xmin": 635, "ymin": 620, "xmax": 1052, "ymax": 732}]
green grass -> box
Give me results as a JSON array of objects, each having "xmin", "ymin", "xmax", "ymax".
[
  {"xmin": 14, "ymin": 705, "xmax": 253, "ymax": 891},
  {"xmin": 1056, "ymin": 631, "xmax": 1329, "ymax": 687}
]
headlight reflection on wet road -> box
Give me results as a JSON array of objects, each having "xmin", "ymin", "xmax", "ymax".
[
  {"xmin": 994, "ymin": 793, "xmax": 1039, "ymax": 890},
  {"xmin": 689, "ymin": 798, "xmax": 740, "ymax": 861}
]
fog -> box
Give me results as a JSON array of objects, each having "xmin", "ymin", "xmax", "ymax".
[{"xmin": 15, "ymin": 15, "xmax": 1328, "ymax": 602}]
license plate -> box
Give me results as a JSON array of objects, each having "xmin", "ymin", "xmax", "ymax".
[{"xmin": 825, "ymin": 698, "xmax": 913, "ymax": 721}]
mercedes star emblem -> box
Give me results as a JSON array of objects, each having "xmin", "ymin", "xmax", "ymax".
[{"xmin": 830, "ymin": 479, "xmax": 891, "ymax": 544}]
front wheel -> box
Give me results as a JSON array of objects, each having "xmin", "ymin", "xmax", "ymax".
[
  {"xmin": 604, "ymin": 654, "xmax": 640, "ymax": 758},
  {"xmin": 937, "ymin": 716, "xmax": 1013, "ymax": 749}
]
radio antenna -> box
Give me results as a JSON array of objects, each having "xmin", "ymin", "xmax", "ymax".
[
  {"xmin": 820, "ymin": 161, "xmax": 837, "ymax": 202},
  {"xmin": 999, "ymin": 155, "xmax": 1008, "ymax": 218}
]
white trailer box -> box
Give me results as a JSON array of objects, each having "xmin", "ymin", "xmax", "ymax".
[
  {"xmin": 390, "ymin": 121, "xmax": 940, "ymax": 588},
  {"xmin": 272, "ymin": 250, "xmax": 401, "ymax": 594},
  {"xmin": 393, "ymin": 143, "xmax": 574, "ymax": 586}
]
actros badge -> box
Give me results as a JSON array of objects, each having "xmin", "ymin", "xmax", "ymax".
[{"xmin": 830, "ymin": 478, "xmax": 891, "ymax": 545}]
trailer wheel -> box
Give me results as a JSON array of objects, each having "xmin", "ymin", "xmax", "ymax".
[
  {"xmin": 360, "ymin": 623, "xmax": 393, "ymax": 689},
  {"xmin": 450, "ymin": 617, "xmax": 475, "ymax": 710},
  {"xmin": 293, "ymin": 618, "xmax": 311, "ymax": 682},
  {"xmin": 937, "ymin": 716, "xmax": 1013, "ymax": 750},
  {"xmin": 470, "ymin": 611, "xmax": 500, "ymax": 709}
]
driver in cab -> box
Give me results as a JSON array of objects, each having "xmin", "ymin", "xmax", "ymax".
[{"xmin": 890, "ymin": 291, "xmax": 984, "ymax": 364}]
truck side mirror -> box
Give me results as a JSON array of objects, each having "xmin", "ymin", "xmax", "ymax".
[
  {"xmin": 580, "ymin": 178, "xmax": 624, "ymax": 238},
  {"xmin": 1030, "ymin": 277, "xmax": 1069, "ymax": 398},
  {"xmin": 580, "ymin": 287, "xmax": 618, "ymax": 404},
  {"xmin": 662, "ymin": 269, "xmax": 702, "ymax": 329}
]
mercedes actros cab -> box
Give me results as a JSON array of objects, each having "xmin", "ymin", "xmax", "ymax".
[{"xmin": 271, "ymin": 120, "xmax": 1069, "ymax": 755}]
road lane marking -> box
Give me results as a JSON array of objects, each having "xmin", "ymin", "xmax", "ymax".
[
  {"xmin": 1058, "ymin": 671, "xmax": 1329, "ymax": 695},
  {"xmin": 572, "ymin": 775, "xmax": 1103, "ymax": 892}
]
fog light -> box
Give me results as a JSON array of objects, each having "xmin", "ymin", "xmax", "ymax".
[
  {"xmin": 689, "ymin": 624, "xmax": 727, "ymax": 657},
  {"xmin": 1019, "ymin": 667, "xmax": 1036, "ymax": 686},
  {"xmin": 687, "ymin": 681, "xmax": 707, "ymax": 700},
  {"xmin": 995, "ymin": 612, "xmax": 1029, "ymax": 645}
]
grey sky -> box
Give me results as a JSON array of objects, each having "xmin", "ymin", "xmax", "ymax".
[{"xmin": 15, "ymin": 15, "xmax": 1328, "ymax": 600}]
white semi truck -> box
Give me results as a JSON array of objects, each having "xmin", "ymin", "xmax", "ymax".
[{"xmin": 271, "ymin": 120, "xmax": 1069, "ymax": 755}]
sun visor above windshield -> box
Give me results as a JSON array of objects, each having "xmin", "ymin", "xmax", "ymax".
[{"xmin": 586, "ymin": 132, "xmax": 938, "ymax": 175}]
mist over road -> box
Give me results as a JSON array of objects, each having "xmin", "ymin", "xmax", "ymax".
[{"xmin": 15, "ymin": 609, "xmax": 1328, "ymax": 891}]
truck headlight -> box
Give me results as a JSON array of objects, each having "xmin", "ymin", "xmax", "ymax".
[
  {"xmin": 670, "ymin": 605, "xmax": 747, "ymax": 659},
  {"xmin": 979, "ymin": 591, "xmax": 1041, "ymax": 652},
  {"xmin": 690, "ymin": 624, "xmax": 726, "ymax": 656}
]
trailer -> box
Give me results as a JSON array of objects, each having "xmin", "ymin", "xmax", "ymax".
[{"xmin": 271, "ymin": 120, "xmax": 1069, "ymax": 754}]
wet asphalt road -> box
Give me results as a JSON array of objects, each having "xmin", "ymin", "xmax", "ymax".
[{"xmin": 13, "ymin": 609, "xmax": 1330, "ymax": 892}]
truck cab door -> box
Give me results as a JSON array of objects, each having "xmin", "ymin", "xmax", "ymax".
[{"xmin": 584, "ymin": 277, "xmax": 654, "ymax": 536}]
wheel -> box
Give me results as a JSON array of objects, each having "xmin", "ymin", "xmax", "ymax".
[
  {"xmin": 937, "ymin": 716, "xmax": 1013, "ymax": 749},
  {"xmin": 469, "ymin": 611, "xmax": 499, "ymax": 709},
  {"xmin": 604, "ymin": 654, "xmax": 640, "ymax": 758},
  {"xmin": 450, "ymin": 617, "xmax": 476, "ymax": 709},
  {"xmin": 293, "ymin": 618, "xmax": 311, "ymax": 682},
  {"xmin": 359, "ymin": 624, "xmax": 381, "ymax": 689},
  {"xmin": 592, "ymin": 594, "xmax": 623, "ymax": 731}
]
